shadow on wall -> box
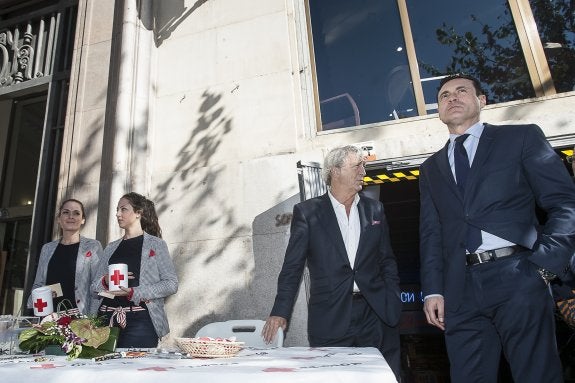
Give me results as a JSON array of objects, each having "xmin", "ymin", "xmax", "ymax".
[
  {"xmin": 66, "ymin": 92, "xmax": 107, "ymax": 229},
  {"xmin": 154, "ymin": 90, "xmax": 232, "ymax": 215},
  {"xmin": 175, "ymin": 193, "xmax": 310, "ymax": 347},
  {"xmin": 138, "ymin": 0, "xmax": 208, "ymax": 47},
  {"xmin": 151, "ymin": 88, "xmax": 254, "ymax": 342},
  {"xmin": 250, "ymin": 193, "xmax": 309, "ymax": 347}
]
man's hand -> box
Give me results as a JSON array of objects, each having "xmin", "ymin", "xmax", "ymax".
[
  {"xmin": 423, "ymin": 296, "xmax": 445, "ymax": 331},
  {"xmin": 261, "ymin": 316, "xmax": 287, "ymax": 344}
]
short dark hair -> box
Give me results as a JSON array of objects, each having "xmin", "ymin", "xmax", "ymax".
[{"xmin": 438, "ymin": 73, "xmax": 485, "ymax": 96}]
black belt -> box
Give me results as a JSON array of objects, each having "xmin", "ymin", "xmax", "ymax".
[
  {"xmin": 466, "ymin": 245, "xmax": 526, "ymax": 266},
  {"xmin": 352, "ymin": 291, "xmax": 363, "ymax": 299}
]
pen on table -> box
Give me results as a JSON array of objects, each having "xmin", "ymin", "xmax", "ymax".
[{"xmin": 92, "ymin": 352, "xmax": 122, "ymax": 362}]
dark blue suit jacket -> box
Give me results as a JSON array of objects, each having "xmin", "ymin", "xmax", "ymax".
[
  {"xmin": 419, "ymin": 123, "xmax": 575, "ymax": 311},
  {"xmin": 271, "ymin": 192, "xmax": 401, "ymax": 339}
]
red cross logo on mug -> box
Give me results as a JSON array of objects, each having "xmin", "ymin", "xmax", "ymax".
[
  {"xmin": 110, "ymin": 269, "xmax": 125, "ymax": 286},
  {"xmin": 34, "ymin": 298, "xmax": 48, "ymax": 312}
]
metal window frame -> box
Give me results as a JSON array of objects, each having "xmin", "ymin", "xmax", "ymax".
[{"xmin": 305, "ymin": 0, "xmax": 558, "ymax": 131}]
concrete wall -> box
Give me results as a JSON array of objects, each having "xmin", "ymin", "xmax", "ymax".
[
  {"xmin": 59, "ymin": 0, "xmax": 575, "ymax": 348},
  {"xmin": 59, "ymin": 0, "xmax": 116, "ymax": 236}
]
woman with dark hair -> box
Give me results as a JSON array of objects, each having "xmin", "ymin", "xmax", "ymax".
[
  {"xmin": 27, "ymin": 198, "xmax": 103, "ymax": 315},
  {"xmin": 92, "ymin": 192, "xmax": 178, "ymax": 348}
]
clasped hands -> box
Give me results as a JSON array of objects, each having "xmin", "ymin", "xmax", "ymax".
[{"xmin": 103, "ymin": 271, "xmax": 135, "ymax": 297}]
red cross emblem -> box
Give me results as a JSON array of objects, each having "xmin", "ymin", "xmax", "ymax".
[
  {"xmin": 263, "ymin": 367, "xmax": 297, "ymax": 372},
  {"xmin": 34, "ymin": 298, "xmax": 48, "ymax": 312},
  {"xmin": 110, "ymin": 269, "xmax": 125, "ymax": 286},
  {"xmin": 138, "ymin": 367, "xmax": 174, "ymax": 371},
  {"xmin": 31, "ymin": 364, "xmax": 63, "ymax": 369}
]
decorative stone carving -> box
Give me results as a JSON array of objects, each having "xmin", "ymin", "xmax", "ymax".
[{"xmin": 0, "ymin": 15, "xmax": 54, "ymax": 88}]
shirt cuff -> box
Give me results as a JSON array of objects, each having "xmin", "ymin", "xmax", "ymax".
[
  {"xmin": 127, "ymin": 287, "xmax": 134, "ymax": 301},
  {"xmin": 424, "ymin": 294, "xmax": 444, "ymax": 300}
]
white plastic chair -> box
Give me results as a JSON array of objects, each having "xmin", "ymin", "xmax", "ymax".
[{"xmin": 195, "ymin": 319, "xmax": 283, "ymax": 348}]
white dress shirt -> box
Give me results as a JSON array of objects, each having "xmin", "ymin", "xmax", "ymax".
[{"xmin": 328, "ymin": 190, "xmax": 361, "ymax": 292}]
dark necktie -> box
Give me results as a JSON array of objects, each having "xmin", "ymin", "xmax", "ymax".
[{"xmin": 454, "ymin": 134, "xmax": 482, "ymax": 252}]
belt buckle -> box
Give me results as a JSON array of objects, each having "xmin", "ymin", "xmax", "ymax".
[
  {"xmin": 467, "ymin": 250, "xmax": 492, "ymax": 265},
  {"xmin": 479, "ymin": 250, "xmax": 496, "ymax": 263},
  {"xmin": 475, "ymin": 251, "xmax": 489, "ymax": 264}
]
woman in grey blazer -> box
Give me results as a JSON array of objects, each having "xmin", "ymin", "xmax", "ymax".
[
  {"xmin": 27, "ymin": 199, "xmax": 103, "ymax": 316},
  {"xmin": 92, "ymin": 192, "xmax": 178, "ymax": 348}
]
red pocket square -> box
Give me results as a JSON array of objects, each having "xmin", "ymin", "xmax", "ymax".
[
  {"xmin": 371, "ymin": 220, "xmax": 381, "ymax": 225},
  {"xmin": 149, "ymin": 249, "xmax": 155, "ymax": 257}
]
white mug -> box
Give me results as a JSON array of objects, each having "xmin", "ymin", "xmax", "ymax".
[
  {"xmin": 108, "ymin": 263, "xmax": 129, "ymax": 291},
  {"xmin": 31, "ymin": 287, "xmax": 54, "ymax": 317}
]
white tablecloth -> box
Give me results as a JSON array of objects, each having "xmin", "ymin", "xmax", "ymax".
[{"xmin": 0, "ymin": 346, "xmax": 397, "ymax": 383}]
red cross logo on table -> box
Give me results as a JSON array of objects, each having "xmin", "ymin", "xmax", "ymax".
[
  {"xmin": 31, "ymin": 364, "xmax": 64, "ymax": 369},
  {"xmin": 34, "ymin": 298, "xmax": 48, "ymax": 312},
  {"xmin": 110, "ymin": 269, "xmax": 125, "ymax": 286},
  {"xmin": 263, "ymin": 367, "xmax": 297, "ymax": 372},
  {"xmin": 138, "ymin": 367, "xmax": 175, "ymax": 371}
]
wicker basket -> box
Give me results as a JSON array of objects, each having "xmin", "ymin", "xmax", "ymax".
[{"xmin": 175, "ymin": 337, "xmax": 244, "ymax": 358}]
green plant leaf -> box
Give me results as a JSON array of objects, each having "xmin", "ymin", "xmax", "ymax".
[
  {"xmin": 69, "ymin": 319, "xmax": 111, "ymax": 348},
  {"xmin": 18, "ymin": 328, "xmax": 38, "ymax": 343}
]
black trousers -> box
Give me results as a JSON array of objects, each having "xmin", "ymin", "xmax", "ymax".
[
  {"xmin": 103, "ymin": 309, "xmax": 158, "ymax": 348},
  {"xmin": 308, "ymin": 295, "xmax": 401, "ymax": 380},
  {"xmin": 445, "ymin": 254, "xmax": 562, "ymax": 383}
]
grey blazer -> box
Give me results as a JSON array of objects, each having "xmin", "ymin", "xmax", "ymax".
[
  {"xmin": 27, "ymin": 236, "xmax": 103, "ymax": 315},
  {"xmin": 91, "ymin": 232, "xmax": 178, "ymax": 339}
]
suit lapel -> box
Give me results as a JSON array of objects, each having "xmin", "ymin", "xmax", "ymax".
[
  {"xmin": 317, "ymin": 193, "xmax": 351, "ymax": 266},
  {"xmin": 355, "ymin": 198, "xmax": 370, "ymax": 265},
  {"xmin": 76, "ymin": 237, "xmax": 88, "ymax": 278},
  {"xmin": 140, "ymin": 233, "xmax": 150, "ymax": 273},
  {"xmin": 467, "ymin": 123, "xmax": 495, "ymax": 191}
]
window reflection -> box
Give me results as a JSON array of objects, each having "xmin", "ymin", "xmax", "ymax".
[
  {"xmin": 530, "ymin": 0, "xmax": 575, "ymax": 93},
  {"xmin": 308, "ymin": 0, "xmax": 570, "ymax": 130},
  {"xmin": 309, "ymin": 0, "xmax": 415, "ymax": 129},
  {"xmin": 407, "ymin": 0, "xmax": 534, "ymax": 106}
]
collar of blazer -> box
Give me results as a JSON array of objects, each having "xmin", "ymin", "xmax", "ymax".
[
  {"xmin": 436, "ymin": 123, "xmax": 496, "ymax": 200},
  {"xmin": 77, "ymin": 236, "xmax": 90, "ymax": 267},
  {"xmin": 318, "ymin": 193, "xmax": 372, "ymax": 267}
]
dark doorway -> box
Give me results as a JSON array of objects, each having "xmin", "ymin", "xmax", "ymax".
[{"xmin": 0, "ymin": 96, "xmax": 47, "ymax": 315}]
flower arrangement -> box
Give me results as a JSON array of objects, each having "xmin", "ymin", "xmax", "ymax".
[{"xmin": 18, "ymin": 311, "xmax": 117, "ymax": 360}]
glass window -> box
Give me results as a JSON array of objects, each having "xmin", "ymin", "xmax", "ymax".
[
  {"xmin": 1, "ymin": 98, "xmax": 45, "ymax": 207},
  {"xmin": 408, "ymin": 0, "xmax": 535, "ymax": 109},
  {"xmin": 530, "ymin": 0, "xmax": 575, "ymax": 93},
  {"xmin": 308, "ymin": 0, "xmax": 565, "ymax": 130},
  {"xmin": 308, "ymin": 0, "xmax": 415, "ymax": 129}
]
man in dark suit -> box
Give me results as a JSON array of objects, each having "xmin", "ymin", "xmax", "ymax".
[
  {"xmin": 262, "ymin": 145, "xmax": 402, "ymax": 379},
  {"xmin": 419, "ymin": 74, "xmax": 575, "ymax": 382}
]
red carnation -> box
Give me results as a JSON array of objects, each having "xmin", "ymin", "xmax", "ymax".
[
  {"xmin": 58, "ymin": 316, "xmax": 72, "ymax": 326},
  {"xmin": 86, "ymin": 251, "xmax": 92, "ymax": 257},
  {"xmin": 149, "ymin": 249, "xmax": 155, "ymax": 257}
]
